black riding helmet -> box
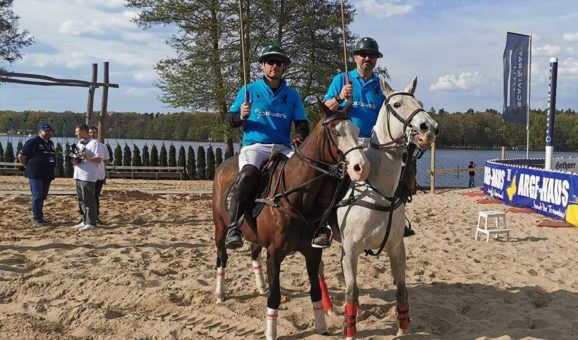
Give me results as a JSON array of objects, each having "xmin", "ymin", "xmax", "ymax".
[
  {"xmin": 352, "ymin": 37, "xmax": 383, "ymax": 58},
  {"xmin": 258, "ymin": 44, "xmax": 291, "ymax": 65}
]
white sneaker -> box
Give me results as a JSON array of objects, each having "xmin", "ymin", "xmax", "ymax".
[
  {"xmin": 72, "ymin": 222, "xmax": 85, "ymax": 229},
  {"xmin": 79, "ymin": 225, "xmax": 95, "ymax": 231},
  {"xmin": 32, "ymin": 221, "xmax": 43, "ymax": 227}
]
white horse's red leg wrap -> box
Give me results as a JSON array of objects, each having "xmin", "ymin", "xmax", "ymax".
[
  {"xmin": 344, "ymin": 303, "xmax": 357, "ymax": 338},
  {"xmin": 252, "ymin": 260, "xmax": 267, "ymax": 294},
  {"xmin": 397, "ymin": 304, "xmax": 410, "ymax": 331},
  {"xmin": 215, "ymin": 266, "xmax": 225, "ymax": 303},
  {"xmin": 265, "ymin": 308, "xmax": 278, "ymax": 340},
  {"xmin": 318, "ymin": 275, "xmax": 333, "ymax": 312}
]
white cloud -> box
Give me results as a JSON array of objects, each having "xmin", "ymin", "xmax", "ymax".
[
  {"xmin": 58, "ymin": 20, "xmax": 106, "ymax": 35},
  {"xmin": 358, "ymin": 0, "xmax": 416, "ymax": 18},
  {"xmin": 71, "ymin": 0, "xmax": 124, "ymax": 8},
  {"xmin": 126, "ymin": 87, "xmax": 158, "ymax": 97},
  {"xmin": 133, "ymin": 68, "xmax": 158, "ymax": 82},
  {"xmin": 559, "ymin": 58, "xmax": 578, "ymax": 75},
  {"xmin": 534, "ymin": 44, "xmax": 561, "ymax": 56},
  {"xmin": 429, "ymin": 72, "xmax": 482, "ymax": 91},
  {"xmin": 22, "ymin": 51, "xmax": 91, "ymax": 69},
  {"xmin": 562, "ymin": 32, "xmax": 578, "ymax": 42}
]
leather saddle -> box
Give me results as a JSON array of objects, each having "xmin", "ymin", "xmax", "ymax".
[
  {"xmin": 224, "ymin": 152, "xmax": 289, "ymax": 219},
  {"xmin": 250, "ymin": 152, "xmax": 289, "ymax": 218}
]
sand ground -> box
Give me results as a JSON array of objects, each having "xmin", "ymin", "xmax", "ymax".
[{"xmin": 0, "ymin": 176, "xmax": 577, "ymax": 339}]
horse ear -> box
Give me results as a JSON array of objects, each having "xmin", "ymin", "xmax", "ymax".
[
  {"xmin": 379, "ymin": 74, "xmax": 394, "ymax": 96},
  {"xmin": 404, "ymin": 76, "xmax": 418, "ymax": 95},
  {"xmin": 317, "ymin": 98, "xmax": 331, "ymax": 118}
]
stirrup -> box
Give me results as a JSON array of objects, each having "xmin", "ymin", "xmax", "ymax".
[
  {"xmin": 403, "ymin": 226, "xmax": 415, "ymax": 237},
  {"xmin": 311, "ymin": 225, "xmax": 333, "ymax": 249},
  {"xmin": 225, "ymin": 227, "xmax": 244, "ymax": 249}
]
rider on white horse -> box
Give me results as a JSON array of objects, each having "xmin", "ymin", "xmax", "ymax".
[{"xmin": 312, "ymin": 37, "xmax": 416, "ymax": 248}]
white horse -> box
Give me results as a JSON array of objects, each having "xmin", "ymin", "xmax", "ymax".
[{"xmin": 329, "ymin": 76, "xmax": 438, "ymax": 339}]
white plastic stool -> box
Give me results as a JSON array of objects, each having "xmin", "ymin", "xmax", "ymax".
[{"xmin": 475, "ymin": 210, "xmax": 510, "ymax": 242}]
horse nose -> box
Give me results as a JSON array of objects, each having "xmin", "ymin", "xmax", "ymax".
[
  {"xmin": 354, "ymin": 164, "xmax": 361, "ymax": 173},
  {"xmin": 420, "ymin": 122, "xmax": 440, "ymax": 136}
]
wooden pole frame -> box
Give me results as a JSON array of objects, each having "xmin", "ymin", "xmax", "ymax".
[{"xmin": 0, "ymin": 64, "xmax": 118, "ymax": 141}]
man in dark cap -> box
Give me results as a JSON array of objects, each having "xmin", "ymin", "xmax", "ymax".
[
  {"xmin": 18, "ymin": 122, "xmax": 57, "ymax": 227},
  {"xmin": 312, "ymin": 37, "xmax": 415, "ymax": 247},
  {"xmin": 223, "ymin": 43, "xmax": 310, "ymax": 249}
]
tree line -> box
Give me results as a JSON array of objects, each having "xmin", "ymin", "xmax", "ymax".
[
  {"xmin": 2, "ymin": 107, "xmax": 578, "ymax": 150},
  {"xmin": 0, "ymin": 140, "xmax": 228, "ymax": 180},
  {"xmin": 431, "ymin": 107, "xmax": 578, "ymax": 151}
]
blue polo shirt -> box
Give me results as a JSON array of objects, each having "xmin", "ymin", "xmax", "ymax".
[
  {"xmin": 21, "ymin": 136, "xmax": 56, "ymax": 180},
  {"xmin": 323, "ymin": 70, "xmax": 385, "ymax": 138},
  {"xmin": 230, "ymin": 78, "xmax": 307, "ymax": 146}
]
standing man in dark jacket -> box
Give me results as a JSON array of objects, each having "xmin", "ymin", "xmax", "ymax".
[{"xmin": 18, "ymin": 122, "xmax": 56, "ymax": 227}]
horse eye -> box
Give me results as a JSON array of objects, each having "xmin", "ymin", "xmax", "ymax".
[
  {"xmin": 332, "ymin": 129, "xmax": 341, "ymax": 137},
  {"xmin": 393, "ymin": 102, "xmax": 401, "ymax": 108}
]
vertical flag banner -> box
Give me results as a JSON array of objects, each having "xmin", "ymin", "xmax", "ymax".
[{"xmin": 503, "ymin": 32, "xmax": 530, "ymax": 124}]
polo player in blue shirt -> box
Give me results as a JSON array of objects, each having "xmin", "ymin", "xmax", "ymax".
[
  {"xmin": 224, "ymin": 44, "xmax": 310, "ymax": 249},
  {"xmin": 312, "ymin": 37, "xmax": 416, "ymax": 248}
]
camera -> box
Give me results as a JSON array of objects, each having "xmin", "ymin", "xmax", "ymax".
[{"xmin": 66, "ymin": 143, "xmax": 84, "ymax": 163}]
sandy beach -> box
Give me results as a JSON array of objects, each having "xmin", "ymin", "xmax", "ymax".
[{"xmin": 0, "ymin": 176, "xmax": 577, "ymax": 339}]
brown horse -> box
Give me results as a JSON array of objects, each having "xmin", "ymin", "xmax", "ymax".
[{"xmin": 212, "ymin": 102, "xmax": 370, "ymax": 339}]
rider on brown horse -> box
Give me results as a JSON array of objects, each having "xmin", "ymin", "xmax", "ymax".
[{"xmin": 224, "ymin": 44, "xmax": 310, "ymax": 249}]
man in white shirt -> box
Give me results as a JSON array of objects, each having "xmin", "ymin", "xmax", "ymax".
[
  {"xmin": 90, "ymin": 127, "xmax": 109, "ymax": 223},
  {"xmin": 71, "ymin": 123, "xmax": 102, "ymax": 231}
]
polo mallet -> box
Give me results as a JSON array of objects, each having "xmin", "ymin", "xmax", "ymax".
[
  {"xmin": 239, "ymin": 0, "xmax": 249, "ymax": 103},
  {"xmin": 340, "ymin": 0, "xmax": 350, "ymax": 85}
]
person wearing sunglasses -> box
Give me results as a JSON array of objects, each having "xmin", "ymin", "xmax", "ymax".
[
  {"xmin": 224, "ymin": 43, "xmax": 309, "ymax": 249},
  {"xmin": 312, "ymin": 37, "xmax": 415, "ymax": 248}
]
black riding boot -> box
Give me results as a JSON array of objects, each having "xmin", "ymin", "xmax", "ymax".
[{"xmin": 225, "ymin": 165, "xmax": 261, "ymax": 249}]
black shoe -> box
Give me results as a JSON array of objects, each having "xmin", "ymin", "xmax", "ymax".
[
  {"xmin": 225, "ymin": 227, "xmax": 244, "ymax": 249},
  {"xmin": 403, "ymin": 226, "xmax": 416, "ymax": 237},
  {"xmin": 311, "ymin": 226, "xmax": 332, "ymax": 249}
]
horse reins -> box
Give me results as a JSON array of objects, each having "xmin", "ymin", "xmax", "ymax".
[
  {"xmin": 254, "ymin": 114, "xmax": 362, "ymax": 226},
  {"xmin": 340, "ymin": 91, "xmax": 426, "ymax": 257}
]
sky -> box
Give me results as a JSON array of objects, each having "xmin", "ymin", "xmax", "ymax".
[{"xmin": 1, "ymin": 0, "xmax": 578, "ymax": 114}]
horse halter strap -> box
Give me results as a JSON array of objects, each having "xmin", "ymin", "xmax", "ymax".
[
  {"xmin": 293, "ymin": 114, "xmax": 361, "ymax": 178},
  {"xmin": 258, "ymin": 114, "xmax": 360, "ymax": 226},
  {"xmin": 370, "ymin": 91, "xmax": 426, "ymax": 150}
]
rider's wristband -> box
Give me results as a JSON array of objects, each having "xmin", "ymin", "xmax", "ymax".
[{"xmin": 335, "ymin": 95, "xmax": 344, "ymax": 104}]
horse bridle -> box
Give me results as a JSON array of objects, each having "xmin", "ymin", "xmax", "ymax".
[
  {"xmin": 369, "ymin": 91, "xmax": 427, "ymax": 151},
  {"xmin": 342, "ymin": 92, "xmax": 427, "ymax": 257},
  {"xmin": 293, "ymin": 113, "xmax": 364, "ymax": 178},
  {"xmin": 255, "ymin": 114, "xmax": 363, "ymax": 225}
]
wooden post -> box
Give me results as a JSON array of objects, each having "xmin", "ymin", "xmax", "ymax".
[
  {"xmin": 430, "ymin": 142, "xmax": 436, "ymax": 194},
  {"xmin": 86, "ymin": 63, "xmax": 97, "ymax": 126},
  {"xmin": 501, "ymin": 146, "xmax": 506, "ymax": 160},
  {"xmin": 98, "ymin": 62, "xmax": 109, "ymax": 144}
]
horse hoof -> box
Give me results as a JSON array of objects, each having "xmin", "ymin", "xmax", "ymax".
[
  {"xmin": 215, "ymin": 295, "xmax": 224, "ymax": 304},
  {"xmin": 315, "ymin": 328, "xmax": 328, "ymax": 335},
  {"xmin": 396, "ymin": 328, "xmax": 407, "ymax": 336},
  {"xmin": 326, "ymin": 308, "xmax": 338, "ymax": 317}
]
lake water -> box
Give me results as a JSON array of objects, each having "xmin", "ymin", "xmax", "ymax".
[{"xmin": 1, "ymin": 135, "xmax": 575, "ymax": 188}]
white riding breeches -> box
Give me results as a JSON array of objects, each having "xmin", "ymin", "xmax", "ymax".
[{"xmin": 238, "ymin": 143, "xmax": 294, "ymax": 170}]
